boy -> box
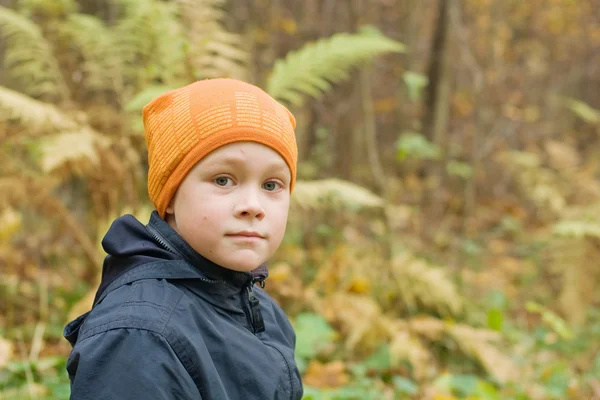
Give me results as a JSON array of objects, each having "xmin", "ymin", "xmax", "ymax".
[{"xmin": 63, "ymin": 78, "xmax": 304, "ymax": 399}]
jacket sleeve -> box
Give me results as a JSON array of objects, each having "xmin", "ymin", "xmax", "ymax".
[{"xmin": 68, "ymin": 328, "xmax": 201, "ymax": 400}]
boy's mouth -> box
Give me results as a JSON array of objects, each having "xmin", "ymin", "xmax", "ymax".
[{"xmin": 226, "ymin": 231, "xmax": 265, "ymax": 239}]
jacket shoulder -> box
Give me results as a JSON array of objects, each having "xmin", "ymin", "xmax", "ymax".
[{"xmin": 77, "ymin": 278, "xmax": 185, "ymax": 343}]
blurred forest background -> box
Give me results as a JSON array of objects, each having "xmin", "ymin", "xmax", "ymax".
[{"xmin": 1, "ymin": 0, "xmax": 600, "ymax": 399}]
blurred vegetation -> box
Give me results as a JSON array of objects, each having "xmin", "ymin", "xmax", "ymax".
[{"xmin": 1, "ymin": 0, "xmax": 600, "ymax": 399}]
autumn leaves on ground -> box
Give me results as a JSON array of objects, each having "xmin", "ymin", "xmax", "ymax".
[{"xmin": 1, "ymin": 0, "xmax": 600, "ymax": 399}]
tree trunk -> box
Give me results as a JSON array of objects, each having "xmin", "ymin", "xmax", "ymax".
[{"xmin": 422, "ymin": 0, "xmax": 455, "ymax": 218}]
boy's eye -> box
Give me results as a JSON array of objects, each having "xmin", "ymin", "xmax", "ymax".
[
  {"xmin": 214, "ymin": 177, "xmax": 234, "ymax": 186},
  {"xmin": 263, "ymin": 181, "xmax": 282, "ymax": 191}
]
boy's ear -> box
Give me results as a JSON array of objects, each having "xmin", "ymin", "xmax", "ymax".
[{"xmin": 165, "ymin": 200, "xmax": 174, "ymax": 215}]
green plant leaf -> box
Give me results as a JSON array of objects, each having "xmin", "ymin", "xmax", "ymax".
[
  {"xmin": 0, "ymin": 5, "xmax": 68, "ymax": 99},
  {"xmin": 487, "ymin": 309, "xmax": 504, "ymax": 331},
  {"xmin": 396, "ymin": 132, "xmax": 440, "ymax": 161},
  {"xmin": 392, "ymin": 376, "xmax": 419, "ymax": 395},
  {"xmin": 293, "ymin": 313, "xmax": 337, "ymax": 360},
  {"xmin": 446, "ymin": 160, "xmax": 473, "ymax": 179},
  {"xmin": 267, "ymin": 25, "xmax": 405, "ymax": 106},
  {"xmin": 526, "ymin": 302, "xmax": 573, "ymax": 340},
  {"xmin": 563, "ymin": 97, "xmax": 600, "ymax": 124},
  {"xmin": 363, "ymin": 344, "xmax": 391, "ymax": 371},
  {"xmin": 125, "ymin": 85, "xmax": 178, "ymax": 113},
  {"xmin": 403, "ymin": 71, "xmax": 428, "ymax": 102}
]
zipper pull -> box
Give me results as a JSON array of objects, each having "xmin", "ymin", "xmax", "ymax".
[{"xmin": 247, "ymin": 284, "xmax": 265, "ymax": 333}]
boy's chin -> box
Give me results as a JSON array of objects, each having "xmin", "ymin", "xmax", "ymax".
[
  {"xmin": 222, "ymin": 261, "xmax": 264, "ymax": 273},
  {"xmin": 218, "ymin": 254, "xmax": 267, "ymax": 273}
]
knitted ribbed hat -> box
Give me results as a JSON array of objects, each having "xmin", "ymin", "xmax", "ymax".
[{"xmin": 142, "ymin": 78, "xmax": 298, "ymax": 218}]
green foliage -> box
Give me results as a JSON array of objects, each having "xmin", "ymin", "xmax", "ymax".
[
  {"xmin": 113, "ymin": 0, "xmax": 188, "ymax": 90},
  {"xmin": 396, "ymin": 132, "xmax": 440, "ymax": 161},
  {"xmin": 432, "ymin": 374, "xmax": 501, "ymax": 400},
  {"xmin": 0, "ymin": 6, "xmax": 67, "ymax": 100},
  {"xmin": 18, "ymin": 0, "xmax": 77, "ymax": 18},
  {"xmin": 562, "ymin": 97, "xmax": 600, "ymax": 124},
  {"xmin": 294, "ymin": 313, "xmax": 337, "ymax": 373},
  {"xmin": 303, "ymin": 365, "xmax": 388, "ymax": 400},
  {"xmin": 124, "ymin": 85, "xmax": 176, "ymax": 114},
  {"xmin": 446, "ymin": 160, "xmax": 473, "ymax": 179},
  {"xmin": 402, "ymin": 71, "xmax": 428, "ymax": 102},
  {"xmin": 526, "ymin": 302, "xmax": 573, "ymax": 340},
  {"xmin": 176, "ymin": 0, "xmax": 249, "ymax": 80},
  {"xmin": 61, "ymin": 13, "xmax": 123, "ymax": 93},
  {"xmin": 486, "ymin": 291, "xmax": 508, "ymax": 332},
  {"xmin": 0, "ymin": 356, "xmax": 70, "ymax": 400},
  {"xmin": 267, "ymin": 26, "xmax": 405, "ymax": 106}
]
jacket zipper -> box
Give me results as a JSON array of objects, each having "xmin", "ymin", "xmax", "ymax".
[
  {"xmin": 147, "ymin": 222, "xmax": 266, "ymax": 332},
  {"xmin": 245, "ymin": 280, "xmax": 265, "ymax": 333},
  {"xmin": 145, "ymin": 224, "xmax": 221, "ymax": 284},
  {"xmin": 146, "ymin": 224, "xmax": 183, "ymax": 257}
]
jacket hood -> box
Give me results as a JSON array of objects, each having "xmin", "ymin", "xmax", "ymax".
[{"xmin": 94, "ymin": 211, "xmax": 268, "ymax": 305}]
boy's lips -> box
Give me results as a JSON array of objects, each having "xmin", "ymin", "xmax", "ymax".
[{"xmin": 226, "ymin": 231, "xmax": 265, "ymax": 239}]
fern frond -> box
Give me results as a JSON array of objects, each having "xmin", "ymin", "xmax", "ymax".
[
  {"xmin": 38, "ymin": 128, "xmax": 109, "ymax": 173},
  {"xmin": 388, "ymin": 320, "xmax": 434, "ymax": 380},
  {"xmin": 267, "ymin": 26, "xmax": 405, "ymax": 106},
  {"xmin": 0, "ymin": 85, "xmax": 78, "ymax": 136},
  {"xmin": 114, "ymin": 0, "xmax": 188, "ymax": 91},
  {"xmin": 446, "ymin": 324, "xmax": 517, "ymax": 383},
  {"xmin": 406, "ymin": 316, "xmax": 517, "ymax": 383},
  {"xmin": 175, "ymin": 0, "xmax": 249, "ymax": 80},
  {"xmin": 0, "ymin": 6, "xmax": 68, "ymax": 100},
  {"xmin": 498, "ymin": 151, "xmax": 567, "ymax": 217},
  {"xmin": 553, "ymin": 220, "xmax": 600, "ymax": 238},
  {"xmin": 390, "ymin": 253, "xmax": 464, "ymax": 317},
  {"xmin": 61, "ymin": 13, "xmax": 123, "ymax": 94},
  {"xmin": 548, "ymin": 202, "xmax": 600, "ymax": 323},
  {"xmin": 292, "ymin": 179, "xmax": 384, "ymax": 212},
  {"xmin": 553, "ymin": 202, "xmax": 600, "ymax": 239},
  {"xmin": 317, "ymin": 293, "xmax": 391, "ymax": 354}
]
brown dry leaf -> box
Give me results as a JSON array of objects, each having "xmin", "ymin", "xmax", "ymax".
[
  {"xmin": 391, "ymin": 254, "xmax": 464, "ymax": 317},
  {"xmin": 447, "ymin": 324, "xmax": 517, "ymax": 384},
  {"xmin": 266, "ymin": 263, "xmax": 303, "ymax": 297},
  {"xmin": 40, "ymin": 128, "xmax": 109, "ymax": 173},
  {"xmin": 311, "ymin": 245, "xmax": 349, "ymax": 295},
  {"xmin": 545, "ymin": 140, "xmax": 580, "ymax": 171},
  {"xmin": 389, "ymin": 326, "xmax": 434, "ymax": 379},
  {"xmin": 317, "ymin": 293, "xmax": 387, "ymax": 353},
  {"xmin": 487, "ymin": 239, "xmax": 509, "ymax": 255},
  {"xmin": 0, "ymin": 207, "xmax": 22, "ymax": 241},
  {"xmin": 374, "ymin": 97, "xmax": 399, "ymax": 113},
  {"xmin": 0, "ymin": 336, "xmax": 13, "ymax": 368},
  {"xmin": 276, "ymin": 243, "xmax": 306, "ymax": 266},
  {"xmin": 407, "ymin": 315, "xmax": 446, "ymax": 341},
  {"xmin": 347, "ymin": 276, "xmax": 371, "ymax": 294},
  {"xmin": 303, "ymin": 360, "xmax": 350, "ymax": 388}
]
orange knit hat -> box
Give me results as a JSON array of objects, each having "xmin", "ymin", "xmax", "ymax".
[{"xmin": 143, "ymin": 78, "xmax": 297, "ymax": 218}]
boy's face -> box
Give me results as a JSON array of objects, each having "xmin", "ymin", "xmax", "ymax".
[{"xmin": 165, "ymin": 142, "xmax": 291, "ymax": 272}]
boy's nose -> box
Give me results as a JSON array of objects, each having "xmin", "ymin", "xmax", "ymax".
[{"xmin": 234, "ymin": 191, "xmax": 265, "ymax": 220}]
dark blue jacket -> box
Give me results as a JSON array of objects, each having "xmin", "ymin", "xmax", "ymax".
[{"xmin": 64, "ymin": 211, "xmax": 303, "ymax": 399}]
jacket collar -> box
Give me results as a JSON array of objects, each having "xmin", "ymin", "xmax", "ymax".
[{"xmin": 147, "ymin": 211, "xmax": 269, "ymax": 289}]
